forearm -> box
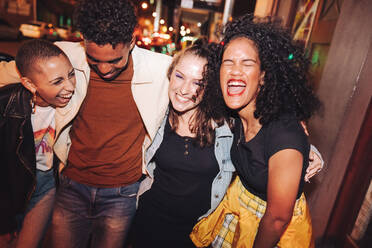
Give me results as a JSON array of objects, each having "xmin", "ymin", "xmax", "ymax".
[{"xmin": 253, "ymin": 213, "xmax": 290, "ymax": 248}]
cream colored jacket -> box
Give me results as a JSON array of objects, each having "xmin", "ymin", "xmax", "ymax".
[{"xmin": 0, "ymin": 42, "xmax": 172, "ymax": 172}]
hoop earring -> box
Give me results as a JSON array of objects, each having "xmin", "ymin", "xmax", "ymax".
[{"xmin": 31, "ymin": 92, "xmax": 36, "ymax": 114}]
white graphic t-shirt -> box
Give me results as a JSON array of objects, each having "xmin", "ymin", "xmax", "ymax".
[{"xmin": 31, "ymin": 105, "xmax": 56, "ymax": 171}]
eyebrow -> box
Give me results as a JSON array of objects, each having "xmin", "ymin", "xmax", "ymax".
[
  {"xmin": 242, "ymin": 58, "xmax": 257, "ymax": 63},
  {"xmin": 49, "ymin": 68, "xmax": 75, "ymax": 84},
  {"xmin": 175, "ymin": 69, "xmax": 203, "ymax": 81},
  {"xmin": 86, "ymin": 53, "xmax": 123, "ymax": 64},
  {"xmin": 175, "ymin": 69, "xmax": 184, "ymax": 76},
  {"xmin": 223, "ymin": 58, "xmax": 257, "ymax": 63},
  {"xmin": 49, "ymin": 77, "xmax": 63, "ymax": 84}
]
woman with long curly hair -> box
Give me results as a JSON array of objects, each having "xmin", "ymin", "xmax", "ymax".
[{"xmin": 191, "ymin": 15, "xmax": 320, "ymax": 248}]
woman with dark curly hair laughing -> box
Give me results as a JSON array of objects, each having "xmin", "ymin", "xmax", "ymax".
[{"xmin": 191, "ymin": 15, "xmax": 321, "ymax": 248}]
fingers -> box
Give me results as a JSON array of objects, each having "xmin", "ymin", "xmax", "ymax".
[
  {"xmin": 308, "ymin": 151, "xmax": 323, "ymax": 172},
  {"xmin": 305, "ymin": 167, "xmax": 320, "ymax": 182},
  {"xmin": 312, "ymin": 154, "xmax": 323, "ymax": 172},
  {"xmin": 309, "ymin": 150, "xmax": 314, "ymax": 161}
]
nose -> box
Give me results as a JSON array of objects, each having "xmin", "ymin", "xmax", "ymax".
[
  {"xmin": 97, "ymin": 63, "xmax": 112, "ymax": 75},
  {"xmin": 230, "ymin": 63, "xmax": 243, "ymax": 76},
  {"xmin": 64, "ymin": 77, "xmax": 76, "ymax": 92},
  {"xmin": 179, "ymin": 81, "xmax": 194, "ymax": 95}
]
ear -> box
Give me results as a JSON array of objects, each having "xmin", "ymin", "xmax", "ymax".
[
  {"xmin": 129, "ymin": 34, "xmax": 136, "ymax": 50},
  {"xmin": 20, "ymin": 77, "xmax": 37, "ymax": 94},
  {"xmin": 259, "ymin": 71, "xmax": 265, "ymax": 86}
]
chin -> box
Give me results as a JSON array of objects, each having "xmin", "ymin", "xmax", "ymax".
[
  {"xmin": 173, "ymin": 107, "xmax": 188, "ymax": 113},
  {"xmin": 55, "ymin": 103, "xmax": 68, "ymax": 108},
  {"xmin": 227, "ymin": 102, "xmax": 247, "ymax": 112},
  {"xmin": 172, "ymin": 102, "xmax": 189, "ymax": 112},
  {"xmin": 224, "ymin": 101, "xmax": 241, "ymax": 109},
  {"xmin": 173, "ymin": 106, "xmax": 194, "ymax": 114},
  {"xmin": 100, "ymin": 71, "xmax": 120, "ymax": 81}
]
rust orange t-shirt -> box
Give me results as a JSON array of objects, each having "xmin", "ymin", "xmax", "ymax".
[{"xmin": 64, "ymin": 56, "xmax": 146, "ymax": 187}]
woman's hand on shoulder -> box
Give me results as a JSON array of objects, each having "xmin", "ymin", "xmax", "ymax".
[{"xmin": 305, "ymin": 145, "xmax": 324, "ymax": 182}]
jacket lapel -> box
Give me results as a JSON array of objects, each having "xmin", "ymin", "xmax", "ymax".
[{"xmin": 131, "ymin": 46, "xmax": 169, "ymax": 141}]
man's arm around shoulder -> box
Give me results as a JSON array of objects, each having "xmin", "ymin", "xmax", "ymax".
[{"xmin": 0, "ymin": 61, "xmax": 20, "ymax": 87}]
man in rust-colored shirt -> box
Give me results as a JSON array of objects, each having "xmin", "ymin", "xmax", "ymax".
[{"xmin": 50, "ymin": 1, "xmax": 171, "ymax": 247}]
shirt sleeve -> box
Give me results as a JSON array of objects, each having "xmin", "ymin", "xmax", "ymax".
[{"xmin": 266, "ymin": 118, "xmax": 309, "ymax": 160}]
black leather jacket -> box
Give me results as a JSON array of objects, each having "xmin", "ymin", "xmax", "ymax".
[{"xmin": 0, "ymin": 83, "xmax": 36, "ymax": 234}]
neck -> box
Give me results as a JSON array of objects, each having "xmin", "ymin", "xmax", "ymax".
[
  {"xmin": 238, "ymin": 104, "xmax": 261, "ymax": 142},
  {"xmin": 171, "ymin": 108, "xmax": 197, "ymax": 137},
  {"xmin": 34, "ymin": 93, "xmax": 50, "ymax": 107}
]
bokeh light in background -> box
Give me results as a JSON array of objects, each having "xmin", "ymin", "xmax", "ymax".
[{"xmin": 141, "ymin": 2, "xmax": 148, "ymax": 10}]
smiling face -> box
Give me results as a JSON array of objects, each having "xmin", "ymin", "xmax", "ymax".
[
  {"xmin": 168, "ymin": 53, "xmax": 207, "ymax": 118},
  {"xmin": 23, "ymin": 54, "xmax": 76, "ymax": 108},
  {"xmin": 220, "ymin": 37, "xmax": 264, "ymax": 113},
  {"xmin": 85, "ymin": 40, "xmax": 134, "ymax": 81}
]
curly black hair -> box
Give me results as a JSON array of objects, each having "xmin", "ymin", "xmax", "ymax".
[
  {"xmin": 218, "ymin": 14, "xmax": 320, "ymax": 125},
  {"xmin": 74, "ymin": 0, "xmax": 137, "ymax": 47},
  {"xmin": 168, "ymin": 38, "xmax": 227, "ymax": 147}
]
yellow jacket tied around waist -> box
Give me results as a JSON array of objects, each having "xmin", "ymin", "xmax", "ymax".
[{"xmin": 190, "ymin": 177, "xmax": 314, "ymax": 248}]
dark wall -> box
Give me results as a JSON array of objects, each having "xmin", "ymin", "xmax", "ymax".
[
  {"xmin": 305, "ymin": 0, "xmax": 372, "ymax": 243},
  {"xmin": 232, "ymin": 0, "xmax": 256, "ymax": 18}
]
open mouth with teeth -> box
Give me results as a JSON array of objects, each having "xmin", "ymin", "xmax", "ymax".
[
  {"xmin": 58, "ymin": 92, "xmax": 73, "ymax": 99},
  {"xmin": 227, "ymin": 80, "xmax": 246, "ymax": 96},
  {"xmin": 57, "ymin": 92, "xmax": 74, "ymax": 103}
]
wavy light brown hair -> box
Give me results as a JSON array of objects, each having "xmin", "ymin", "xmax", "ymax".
[{"xmin": 168, "ymin": 38, "xmax": 227, "ymax": 147}]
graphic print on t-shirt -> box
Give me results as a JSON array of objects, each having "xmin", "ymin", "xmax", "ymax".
[
  {"xmin": 31, "ymin": 106, "xmax": 56, "ymax": 171},
  {"xmin": 34, "ymin": 127, "xmax": 55, "ymax": 154}
]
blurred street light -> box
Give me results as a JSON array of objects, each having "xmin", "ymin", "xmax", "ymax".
[
  {"xmin": 142, "ymin": 37, "xmax": 152, "ymax": 45},
  {"xmin": 222, "ymin": 0, "xmax": 235, "ymax": 26},
  {"xmin": 160, "ymin": 19, "xmax": 165, "ymax": 25},
  {"xmin": 197, "ymin": 22, "xmax": 202, "ymax": 27},
  {"xmin": 141, "ymin": 2, "xmax": 149, "ymax": 9},
  {"xmin": 169, "ymin": 26, "xmax": 174, "ymax": 32},
  {"xmin": 152, "ymin": 12, "xmax": 157, "ymax": 17},
  {"xmin": 154, "ymin": 0, "xmax": 162, "ymax": 32}
]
